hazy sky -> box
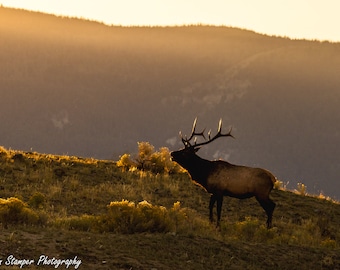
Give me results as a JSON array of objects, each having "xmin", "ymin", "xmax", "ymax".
[{"xmin": 1, "ymin": 0, "xmax": 340, "ymax": 42}]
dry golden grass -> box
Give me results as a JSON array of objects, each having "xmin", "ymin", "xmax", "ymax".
[{"xmin": 0, "ymin": 146, "xmax": 339, "ymax": 269}]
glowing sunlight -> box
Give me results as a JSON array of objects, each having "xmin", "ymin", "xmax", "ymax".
[{"xmin": 1, "ymin": 0, "xmax": 340, "ymax": 41}]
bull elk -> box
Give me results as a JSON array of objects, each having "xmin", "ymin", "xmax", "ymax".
[{"xmin": 170, "ymin": 118, "xmax": 276, "ymax": 228}]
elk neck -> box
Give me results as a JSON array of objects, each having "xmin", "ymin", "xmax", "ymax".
[{"xmin": 181, "ymin": 153, "xmax": 213, "ymax": 189}]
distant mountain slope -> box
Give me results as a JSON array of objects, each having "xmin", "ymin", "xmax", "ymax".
[{"xmin": 1, "ymin": 7, "xmax": 340, "ymax": 199}]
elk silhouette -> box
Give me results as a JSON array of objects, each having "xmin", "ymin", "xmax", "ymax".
[{"xmin": 171, "ymin": 118, "xmax": 276, "ymax": 228}]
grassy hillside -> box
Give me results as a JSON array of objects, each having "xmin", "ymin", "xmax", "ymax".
[
  {"xmin": 0, "ymin": 146, "xmax": 339, "ymax": 269},
  {"xmin": 1, "ymin": 7, "xmax": 340, "ymax": 199}
]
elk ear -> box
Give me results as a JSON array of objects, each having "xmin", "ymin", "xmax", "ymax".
[{"xmin": 194, "ymin": 147, "xmax": 200, "ymax": 153}]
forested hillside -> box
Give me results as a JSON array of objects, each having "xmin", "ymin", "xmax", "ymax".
[{"xmin": 1, "ymin": 7, "xmax": 340, "ymax": 198}]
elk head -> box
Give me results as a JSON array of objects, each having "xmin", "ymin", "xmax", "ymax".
[{"xmin": 171, "ymin": 118, "xmax": 234, "ymax": 165}]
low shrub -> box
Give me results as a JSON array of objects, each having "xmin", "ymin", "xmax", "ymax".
[
  {"xmin": 116, "ymin": 153, "xmax": 137, "ymax": 171},
  {"xmin": 104, "ymin": 200, "xmax": 175, "ymax": 233},
  {"xmin": 0, "ymin": 197, "xmax": 46, "ymax": 228},
  {"xmin": 54, "ymin": 214, "xmax": 99, "ymax": 232},
  {"xmin": 53, "ymin": 200, "xmax": 211, "ymax": 235},
  {"xmin": 117, "ymin": 142, "xmax": 183, "ymax": 174},
  {"xmin": 52, "ymin": 199, "xmax": 214, "ymax": 237},
  {"xmin": 29, "ymin": 192, "xmax": 46, "ymax": 209},
  {"xmin": 0, "ymin": 146, "xmax": 10, "ymax": 160},
  {"xmin": 296, "ymin": 183, "xmax": 307, "ymax": 196}
]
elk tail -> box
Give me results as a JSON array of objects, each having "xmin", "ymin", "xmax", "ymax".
[{"xmin": 271, "ymin": 175, "xmax": 277, "ymax": 184}]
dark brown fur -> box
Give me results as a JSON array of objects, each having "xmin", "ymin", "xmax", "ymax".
[{"xmin": 171, "ymin": 147, "xmax": 276, "ymax": 228}]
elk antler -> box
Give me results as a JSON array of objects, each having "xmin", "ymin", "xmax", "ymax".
[
  {"xmin": 180, "ymin": 118, "xmax": 234, "ymax": 148},
  {"xmin": 180, "ymin": 117, "xmax": 206, "ymax": 147}
]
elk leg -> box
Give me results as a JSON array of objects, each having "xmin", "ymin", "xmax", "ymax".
[
  {"xmin": 209, "ymin": 194, "xmax": 216, "ymax": 223},
  {"xmin": 216, "ymin": 195, "xmax": 223, "ymax": 227},
  {"xmin": 266, "ymin": 199, "xmax": 276, "ymax": 228},
  {"xmin": 256, "ymin": 197, "xmax": 276, "ymax": 229}
]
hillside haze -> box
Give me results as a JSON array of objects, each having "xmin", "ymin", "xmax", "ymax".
[{"xmin": 1, "ymin": 7, "xmax": 340, "ymax": 199}]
